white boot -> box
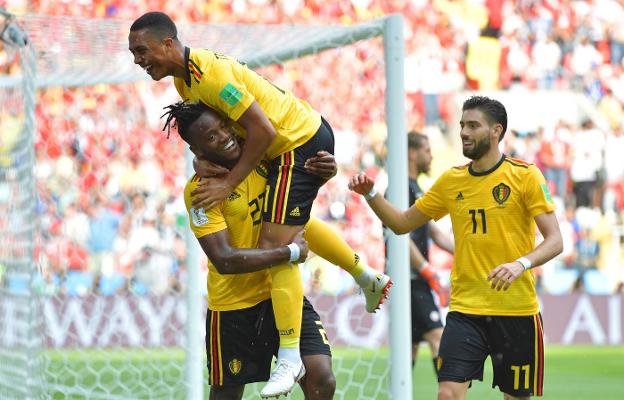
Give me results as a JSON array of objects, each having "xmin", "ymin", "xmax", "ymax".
[
  {"xmin": 362, "ymin": 273, "xmax": 393, "ymax": 313},
  {"xmin": 260, "ymin": 358, "xmax": 306, "ymax": 398}
]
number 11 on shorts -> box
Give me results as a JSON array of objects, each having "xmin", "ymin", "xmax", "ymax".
[{"xmin": 511, "ymin": 364, "xmax": 530, "ymax": 390}]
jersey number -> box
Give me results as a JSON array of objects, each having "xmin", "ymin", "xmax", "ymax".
[
  {"xmin": 511, "ymin": 364, "xmax": 530, "ymax": 390},
  {"xmin": 249, "ymin": 193, "xmax": 265, "ymax": 226},
  {"xmin": 469, "ymin": 209, "xmax": 487, "ymax": 234},
  {"xmin": 315, "ymin": 321, "xmax": 330, "ymax": 345}
]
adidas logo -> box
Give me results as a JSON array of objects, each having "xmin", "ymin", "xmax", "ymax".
[
  {"xmin": 228, "ymin": 192, "xmax": 241, "ymax": 201},
  {"xmin": 455, "ymin": 192, "xmax": 464, "ymax": 201},
  {"xmin": 289, "ymin": 206, "xmax": 301, "ymax": 217}
]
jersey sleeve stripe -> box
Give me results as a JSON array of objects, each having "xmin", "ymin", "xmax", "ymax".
[
  {"xmin": 189, "ymin": 58, "xmax": 204, "ymax": 75},
  {"xmin": 188, "ymin": 63, "xmax": 202, "ymax": 81},
  {"xmin": 451, "ymin": 163, "xmax": 469, "ymax": 170},
  {"xmin": 504, "ymin": 158, "xmax": 531, "ymax": 168}
]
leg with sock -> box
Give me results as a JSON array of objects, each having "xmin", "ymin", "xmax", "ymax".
[
  {"xmin": 260, "ymin": 262, "xmax": 305, "ymax": 398},
  {"xmin": 305, "ymin": 218, "xmax": 393, "ymax": 312}
]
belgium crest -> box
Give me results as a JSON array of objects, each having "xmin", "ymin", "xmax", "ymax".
[
  {"xmin": 229, "ymin": 358, "xmax": 242, "ymax": 375},
  {"xmin": 492, "ymin": 183, "xmax": 511, "ymax": 206}
]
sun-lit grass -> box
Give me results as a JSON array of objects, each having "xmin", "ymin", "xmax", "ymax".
[{"xmin": 41, "ymin": 345, "xmax": 624, "ymax": 399}]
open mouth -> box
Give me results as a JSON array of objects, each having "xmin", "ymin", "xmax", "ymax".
[
  {"xmin": 142, "ymin": 64, "xmax": 153, "ymax": 75},
  {"xmin": 223, "ymin": 139, "xmax": 236, "ymax": 151}
]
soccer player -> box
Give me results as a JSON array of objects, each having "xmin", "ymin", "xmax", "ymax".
[
  {"xmin": 129, "ymin": 13, "xmax": 392, "ymax": 395},
  {"xmin": 162, "ymin": 101, "xmax": 389, "ymax": 399},
  {"xmin": 403, "ymin": 132, "xmax": 454, "ymax": 376},
  {"xmin": 349, "ymin": 96, "xmax": 563, "ymax": 400}
]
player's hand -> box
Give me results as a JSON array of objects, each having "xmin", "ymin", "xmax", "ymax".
[
  {"xmin": 348, "ymin": 172, "xmax": 374, "ymax": 195},
  {"xmin": 291, "ymin": 230, "xmax": 309, "ymax": 263},
  {"xmin": 304, "ymin": 151, "xmax": 337, "ymax": 180},
  {"xmin": 487, "ymin": 261, "xmax": 525, "ymax": 291},
  {"xmin": 191, "ymin": 177, "xmax": 234, "ymax": 210},
  {"xmin": 193, "ymin": 156, "xmax": 229, "ymax": 178}
]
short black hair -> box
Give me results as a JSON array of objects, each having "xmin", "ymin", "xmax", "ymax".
[
  {"xmin": 161, "ymin": 101, "xmax": 209, "ymax": 141},
  {"xmin": 407, "ymin": 131, "xmax": 428, "ymax": 150},
  {"xmin": 130, "ymin": 12, "xmax": 178, "ymax": 40},
  {"xmin": 462, "ymin": 96, "xmax": 508, "ymax": 141}
]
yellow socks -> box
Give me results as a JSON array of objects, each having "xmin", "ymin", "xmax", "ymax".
[
  {"xmin": 269, "ymin": 262, "xmax": 303, "ymax": 358},
  {"xmin": 304, "ymin": 218, "xmax": 374, "ymax": 285}
]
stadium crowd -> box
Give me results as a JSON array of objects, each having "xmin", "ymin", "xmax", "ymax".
[{"xmin": 0, "ymin": 0, "xmax": 623, "ymax": 296}]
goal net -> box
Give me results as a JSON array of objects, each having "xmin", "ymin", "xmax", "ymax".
[{"xmin": 0, "ymin": 13, "xmax": 409, "ymax": 399}]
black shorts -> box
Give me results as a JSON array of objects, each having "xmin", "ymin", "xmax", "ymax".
[
  {"xmin": 206, "ymin": 297, "xmax": 331, "ymax": 386},
  {"xmin": 411, "ymin": 278, "xmax": 443, "ymax": 342},
  {"xmin": 263, "ymin": 117, "xmax": 335, "ymax": 225},
  {"xmin": 438, "ymin": 311, "xmax": 545, "ymax": 397}
]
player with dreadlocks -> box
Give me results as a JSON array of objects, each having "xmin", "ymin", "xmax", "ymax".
[{"xmin": 163, "ymin": 100, "xmax": 386, "ymax": 399}]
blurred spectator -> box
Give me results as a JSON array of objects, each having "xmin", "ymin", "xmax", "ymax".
[
  {"xmin": 571, "ymin": 227, "xmax": 600, "ymax": 291},
  {"xmin": 571, "ymin": 120, "xmax": 604, "ymax": 208},
  {"xmin": 537, "ymin": 122, "xmax": 572, "ymax": 200},
  {"xmin": 603, "ymin": 127, "xmax": 624, "ymax": 216},
  {"xmin": 570, "ymin": 35, "xmax": 603, "ymax": 90},
  {"xmin": 532, "ymin": 33, "xmax": 562, "ymax": 89},
  {"xmin": 87, "ymin": 193, "xmax": 121, "ymax": 276}
]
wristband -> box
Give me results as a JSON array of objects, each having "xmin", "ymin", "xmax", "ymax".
[
  {"xmin": 287, "ymin": 243, "xmax": 301, "ymax": 263},
  {"xmin": 364, "ymin": 188, "xmax": 377, "ymax": 201},
  {"xmin": 516, "ymin": 257, "xmax": 532, "ymax": 270}
]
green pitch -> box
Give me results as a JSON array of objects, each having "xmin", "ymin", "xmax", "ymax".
[{"xmin": 42, "ymin": 345, "xmax": 623, "ymax": 399}]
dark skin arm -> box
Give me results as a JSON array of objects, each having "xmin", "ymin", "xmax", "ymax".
[
  {"xmin": 198, "ymin": 230, "xmax": 308, "ymax": 274},
  {"xmin": 191, "ymin": 151, "xmax": 336, "ymax": 206},
  {"xmin": 191, "ymin": 102, "xmax": 275, "ymax": 210}
]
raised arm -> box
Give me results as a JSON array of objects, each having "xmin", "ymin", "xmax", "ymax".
[
  {"xmin": 227, "ymin": 102, "xmax": 275, "ymax": 187},
  {"xmin": 348, "ymin": 172, "xmax": 431, "ymax": 234},
  {"xmin": 192, "ymin": 102, "xmax": 275, "ymax": 210},
  {"xmin": 197, "ymin": 229, "xmax": 307, "ymax": 275}
]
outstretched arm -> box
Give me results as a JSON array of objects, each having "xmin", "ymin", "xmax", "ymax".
[
  {"xmin": 197, "ymin": 229, "xmax": 308, "ymax": 274},
  {"xmin": 348, "ymin": 172, "xmax": 431, "ymax": 234}
]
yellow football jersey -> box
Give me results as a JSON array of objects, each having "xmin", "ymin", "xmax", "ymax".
[
  {"xmin": 415, "ymin": 156, "xmax": 556, "ymax": 316},
  {"xmin": 174, "ymin": 48, "xmax": 321, "ymax": 160},
  {"xmin": 184, "ymin": 165, "xmax": 271, "ymax": 311}
]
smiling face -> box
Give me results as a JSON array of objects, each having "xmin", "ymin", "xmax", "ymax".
[
  {"xmin": 459, "ymin": 109, "xmax": 500, "ymax": 160},
  {"xmin": 128, "ymin": 28, "xmax": 175, "ymax": 81},
  {"xmin": 186, "ymin": 111, "xmax": 241, "ymax": 168}
]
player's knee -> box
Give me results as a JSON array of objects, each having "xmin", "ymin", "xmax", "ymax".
[
  {"xmin": 437, "ymin": 385, "xmax": 457, "ymax": 400},
  {"xmin": 303, "ymin": 370, "xmax": 336, "ymax": 399},
  {"xmin": 209, "ymin": 385, "xmax": 244, "ymax": 400}
]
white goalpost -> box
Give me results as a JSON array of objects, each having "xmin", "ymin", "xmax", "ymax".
[{"xmin": 0, "ymin": 12, "xmax": 410, "ymax": 399}]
